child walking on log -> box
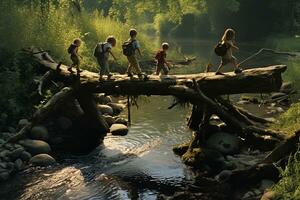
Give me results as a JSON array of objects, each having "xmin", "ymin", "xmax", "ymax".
[
  {"xmin": 122, "ymin": 29, "xmax": 147, "ymax": 80},
  {"xmin": 215, "ymin": 28, "xmax": 242, "ymax": 75},
  {"xmin": 94, "ymin": 36, "xmax": 117, "ymax": 81},
  {"xmin": 67, "ymin": 38, "xmax": 83, "ymax": 74},
  {"xmin": 155, "ymin": 42, "xmax": 172, "ymax": 75}
]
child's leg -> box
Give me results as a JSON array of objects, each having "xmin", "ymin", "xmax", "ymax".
[
  {"xmin": 126, "ymin": 56, "xmax": 133, "ymax": 75},
  {"xmin": 155, "ymin": 64, "xmax": 161, "ymax": 75},
  {"xmin": 231, "ymin": 56, "xmax": 238, "ymax": 69},
  {"xmin": 216, "ymin": 62, "xmax": 224, "ymax": 73},
  {"xmin": 162, "ymin": 65, "xmax": 169, "ymax": 75}
]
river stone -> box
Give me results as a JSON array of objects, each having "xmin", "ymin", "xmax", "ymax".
[
  {"xmin": 9, "ymin": 148, "xmax": 25, "ymax": 161},
  {"xmin": 0, "ymin": 139, "xmax": 4, "ymax": 144},
  {"xmin": 29, "ymin": 154, "xmax": 56, "ymax": 166},
  {"xmin": 14, "ymin": 159, "xmax": 23, "ymax": 170},
  {"xmin": 98, "ymin": 105, "xmax": 114, "ymax": 115},
  {"xmin": 206, "ymin": 132, "xmax": 240, "ymax": 155},
  {"xmin": 103, "ymin": 115, "xmax": 115, "ymax": 126},
  {"xmin": 107, "ymin": 103, "xmax": 125, "ymax": 115},
  {"xmin": 114, "ymin": 118, "xmax": 128, "ymax": 126},
  {"xmin": 216, "ymin": 170, "xmax": 232, "ymax": 182},
  {"xmin": 4, "ymin": 143, "xmax": 15, "ymax": 151},
  {"xmin": 20, "ymin": 151, "xmax": 32, "ymax": 162},
  {"xmin": 8, "ymin": 127, "xmax": 16, "ymax": 133},
  {"xmin": 96, "ymin": 94, "xmax": 112, "ymax": 104},
  {"xmin": 57, "ymin": 116, "xmax": 73, "ymax": 130},
  {"xmin": 0, "ymin": 171, "xmax": 10, "ymax": 181},
  {"xmin": 110, "ymin": 124, "xmax": 128, "ymax": 136},
  {"xmin": 1, "ymin": 132, "xmax": 12, "ymax": 140},
  {"xmin": 0, "ymin": 150, "xmax": 11, "ymax": 159},
  {"xmin": 18, "ymin": 119, "xmax": 29, "ymax": 128},
  {"xmin": 19, "ymin": 139, "xmax": 51, "ymax": 155},
  {"xmin": 30, "ymin": 126, "xmax": 49, "ymax": 141}
]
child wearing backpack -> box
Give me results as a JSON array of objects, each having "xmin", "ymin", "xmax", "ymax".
[
  {"xmin": 67, "ymin": 38, "xmax": 83, "ymax": 73},
  {"xmin": 215, "ymin": 28, "xmax": 242, "ymax": 75},
  {"xmin": 94, "ymin": 36, "xmax": 117, "ymax": 81},
  {"xmin": 122, "ymin": 29, "xmax": 145, "ymax": 79},
  {"xmin": 155, "ymin": 42, "xmax": 172, "ymax": 75}
]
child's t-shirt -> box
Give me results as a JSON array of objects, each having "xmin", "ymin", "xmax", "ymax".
[
  {"xmin": 223, "ymin": 40, "xmax": 233, "ymax": 59},
  {"xmin": 129, "ymin": 39, "xmax": 140, "ymax": 53},
  {"xmin": 155, "ymin": 49, "xmax": 166, "ymax": 65}
]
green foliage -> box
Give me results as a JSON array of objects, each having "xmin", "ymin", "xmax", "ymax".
[
  {"xmin": 271, "ymin": 103, "xmax": 300, "ymax": 135},
  {"xmin": 273, "ymin": 151, "xmax": 300, "ymax": 199}
]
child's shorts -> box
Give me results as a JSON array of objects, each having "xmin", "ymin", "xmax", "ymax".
[
  {"xmin": 221, "ymin": 56, "xmax": 236, "ymax": 65},
  {"xmin": 71, "ymin": 55, "xmax": 80, "ymax": 65}
]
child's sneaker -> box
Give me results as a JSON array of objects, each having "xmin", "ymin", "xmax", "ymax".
[
  {"xmin": 215, "ymin": 71, "xmax": 224, "ymax": 75},
  {"xmin": 68, "ymin": 67, "xmax": 74, "ymax": 73},
  {"xmin": 127, "ymin": 72, "xmax": 133, "ymax": 77},
  {"xmin": 234, "ymin": 68, "xmax": 243, "ymax": 74},
  {"xmin": 107, "ymin": 74, "xmax": 113, "ymax": 80}
]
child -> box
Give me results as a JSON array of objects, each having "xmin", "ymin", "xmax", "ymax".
[
  {"xmin": 215, "ymin": 28, "xmax": 242, "ymax": 75},
  {"xmin": 67, "ymin": 38, "xmax": 83, "ymax": 73},
  {"xmin": 123, "ymin": 29, "xmax": 145, "ymax": 79},
  {"xmin": 155, "ymin": 42, "xmax": 172, "ymax": 75},
  {"xmin": 94, "ymin": 36, "xmax": 117, "ymax": 81}
]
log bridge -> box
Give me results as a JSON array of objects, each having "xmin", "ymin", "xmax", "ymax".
[{"xmin": 11, "ymin": 48, "xmax": 296, "ymax": 194}]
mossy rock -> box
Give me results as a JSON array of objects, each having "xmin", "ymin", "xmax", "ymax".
[
  {"xmin": 181, "ymin": 148, "xmax": 205, "ymax": 167},
  {"xmin": 172, "ymin": 143, "xmax": 189, "ymax": 156}
]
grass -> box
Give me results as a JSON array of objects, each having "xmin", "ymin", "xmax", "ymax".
[
  {"xmin": 0, "ymin": 3, "xmax": 155, "ymax": 72},
  {"xmin": 271, "ymin": 103, "xmax": 300, "ymax": 135},
  {"xmin": 272, "ymin": 151, "xmax": 300, "ymax": 200}
]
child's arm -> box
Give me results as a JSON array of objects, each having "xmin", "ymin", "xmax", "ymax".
[
  {"xmin": 229, "ymin": 40, "xmax": 239, "ymax": 51},
  {"xmin": 137, "ymin": 48, "xmax": 142, "ymax": 57},
  {"xmin": 109, "ymin": 50, "xmax": 117, "ymax": 61},
  {"xmin": 74, "ymin": 47, "xmax": 83, "ymax": 59}
]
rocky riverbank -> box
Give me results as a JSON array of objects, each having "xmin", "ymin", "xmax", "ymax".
[{"xmin": 0, "ymin": 93, "xmax": 128, "ymax": 182}]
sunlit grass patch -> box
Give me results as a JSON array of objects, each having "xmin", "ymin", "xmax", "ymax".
[{"xmin": 271, "ymin": 103, "xmax": 300, "ymax": 135}]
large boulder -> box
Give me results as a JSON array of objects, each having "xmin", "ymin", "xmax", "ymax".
[
  {"xmin": 107, "ymin": 103, "xmax": 125, "ymax": 115},
  {"xmin": 110, "ymin": 124, "xmax": 128, "ymax": 136},
  {"xmin": 206, "ymin": 132, "xmax": 240, "ymax": 155},
  {"xmin": 18, "ymin": 139, "xmax": 51, "ymax": 155},
  {"xmin": 29, "ymin": 154, "xmax": 56, "ymax": 166},
  {"xmin": 30, "ymin": 126, "xmax": 49, "ymax": 141},
  {"xmin": 98, "ymin": 105, "xmax": 114, "ymax": 116},
  {"xmin": 57, "ymin": 116, "xmax": 73, "ymax": 130}
]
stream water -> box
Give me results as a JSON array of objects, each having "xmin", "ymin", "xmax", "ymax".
[
  {"xmin": 0, "ymin": 96, "xmax": 195, "ymax": 200},
  {"xmin": 1, "ymin": 39, "xmax": 299, "ymax": 200}
]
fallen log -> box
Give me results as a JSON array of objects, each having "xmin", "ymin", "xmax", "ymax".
[{"xmin": 26, "ymin": 48, "xmax": 287, "ymax": 96}]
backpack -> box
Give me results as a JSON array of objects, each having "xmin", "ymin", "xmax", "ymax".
[
  {"xmin": 67, "ymin": 44, "xmax": 77, "ymax": 54},
  {"xmin": 93, "ymin": 42, "xmax": 105, "ymax": 58},
  {"xmin": 214, "ymin": 42, "xmax": 230, "ymax": 57},
  {"xmin": 122, "ymin": 40, "xmax": 135, "ymax": 56}
]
